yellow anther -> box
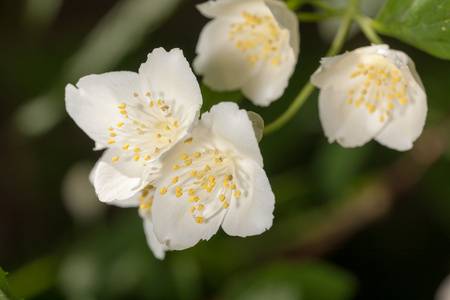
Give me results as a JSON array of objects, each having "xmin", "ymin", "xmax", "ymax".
[
  {"xmin": 358, "ymin": 63, "xmax": 364, "ymax": 68},
  {"xmin": 215, "ymin": 157, "xmax": 223, "ymax": 163},
  {"xmin": 347, "ymin": 89, "xmax": 354, "ymax": 95},
  {"xmin": 388, "ymin": 94, "xmax": 394, "ymax": 100},
  {"xmin": 108, "ymin": 126, "xmax": 113, "ymax": 131},
  {"xmin": 110, "ymin": 132, "xmax": 117, "ymax": 137},
  {"xmin": 200, "ymin": 182, "xmax": 208, "ymax": 189},
  {"xmin": 376, "ymin": 79, "xmax": 381, "ymax": 85},
  {"xmin": 146, "ymin": 92, "xmax": 151, "ymax": 97},
  {"xmin": 220, "ymin": 194, "xmax": 226, "ymax": 202},
  {"xmin": 160, "ymin": 187, "xmax": 167, "ymax": 195},
  {"xmin": 176, "ymin": 191, "xmax": 183, "ymax": 198},
  {"xmin": 174, "ymin": 120, "xmax": 178, "ymax": 128},
  {"xmin": 234, "ymin": 190, "xmax": 241, "ymax": 198},
  {"xmin": 223, "ymin": 202, "xmax": 230, "ymax": 209},
  {"xmin": 214, "ymin": 148, "xmax": 219, "ymax": 155},
  {"xmin": 188, "ymin": 189, "xmax": 196, "ymax": 195},
  {"xmin": 155, "ymin": 147, "xmax": 160, "ymax": 154},
  {"xmin": 189, "ymin": 196, "xmax": 200, "ymax": 203},
  {"xmin": 388, "ymin": 102, "xmax": 394, "ymax": 110},
  {"xmin": 374, "ymin": 93, "xmax": 379, "ymax": 100},
  {"xmin": 350, "ymin": 71, "xmax": 361, "ymax": 78},
  {"xmin": 122, "ymin": 144, "xmax": 129, "ymax": 150},
  {"xmin": 223, "ymin": 181, "xmax": 229, "ymax": 187},
  {"xmin": 209, "ymin": 175, "xmax": 216, "ymax": 182},
  {"xmin": 149, "ymin": 101, "xmax": 154, "ymax": 108},
  {"xmin": 392, "ymin": 70, "xmax": 399, "ymax": 75},
  {"xmin": 355, "ymin": 97, "xmax": 364, "ymax": 108},
  {"xmin": 184, "ymin": 137, "xmax": 193, "ymax": 144},
  {"xmin": 194, "ymin": 152, "xmax": 201, "ymax": 158},
  {"xmin": 190, "ymin": 206, "xmax": 196, "ymax": 213},
  {"xmin": 137, "ymin": 128, "xmax": 144, "ymax": 135},
  {"xmin": 209, "ymin": 182, "xmax": 216, "ymax": 187},
  {"xmin": 133, "ymin": 93, "xmax": 138, "ymax": 97},
  {"xmin": 195, "ymin": 216, "xmax": 205, "ymax": 224},
  {"xmin": 120, "ymin": 110, "xmax": 127, "ymax": 115},
  {"xmin": 156, "ymin": 134, "xmax": 161, "ymax": 138},
  {"xmin": 390, "ymin": 86, "xmax": 396, "ymax": 92},
  {"xmin": 165, "ymin": 126, "xmax": 170, "ymax": 131},
  {"xmin": 107, "ymin": 140, "xmax": 116, "ymax": 144},
  {"xmin": 173, "ymin": 165, "xmax": 180, "ymax": 170},
  {"xmin": 230, "ymin": 184, "xmax": 236, "ymax": 190},
  {"xmin": 347, "ymin": 98, "xmax": 353, "ymax": 104},
  {"xmin": 133, "ymin": 147, "xmax": 140, "ymax": 152},
  {"xmin": 377, "ymin": 68, "xmax": 383, "ymax": 74},
  {"xmin": 400, "ymin": 98, "xmax": 408, "ymax": 104},
  {"xmin": 117, "ymin": 122, "xmax": 124, "ymax": 127},
  {"xmin": 400, "ymin": 90, "xmax": 406, "ymax": 96},
  {"xmin": 111, "ymin": 156, "xmax": 119, "ymax": 162},
  {"xmin": 368, "ymin": 73, "xmax": 375, "ymax": 79},
  {"xmin": 190, "ymin": 171, "xmax": 197, "ymax": 177},
  {"xmin": 270, "ymin": 55, "xmax": 281, "ymax": 66},
  {"xmin": 206, "ymin": 187, "xmax": 213, "ymax": 193},
  {"xmin": 380, "ymin": 115, "xmax": 384, "ymax": 122},
  {"xmin": 184, "ymin": 159, "xmax": 193, "ymax": 166},
  {"xmin": 197, "ymin": 204, "xmax": 204, "ymax": 211},
  {"xmin": 361, "ymin": 89, "xmax": 367, "ymax": 95},
  {"xmin": 180, "ymin": 153, "xmax": 189, "ymax": 160},
  {"xmin": 369, "ymin": 66, "xmax": 374, "ymax": 70},
  {"xmin": 204, "ymin": 165, "xmax": 211, "ymax": 171},
  {"xmin": 175, "ymin": 187, "xmax": 182, "ymax": 192},
  {"xmin": 157, "ymin": 99, "xmax": 162, "ymax": 106},
  {"xmin": 172, "ymin": 176, "xmax": 179, "ymax": 183},
  {"xmin": 395, "ymin": 92, "xmax": 400, "ymax": 98},
  {"xmin": 364, "ymin": 81, "xmax": 370, "ymax": 87},
  {"xmin": 117, "ymin": 103, "xmax": 126, "ymax": 109},
  {"xmin": 145, "ymin": 155, "xmax": 151, "ymax": 160},
  {"xmin": 134, "ymin": 154, "xmax": 140, "ymax": 161}
]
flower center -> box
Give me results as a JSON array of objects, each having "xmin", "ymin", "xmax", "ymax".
[
  {"xmin": 159, "ymin": 137, "xmax": 242, "ymax": 224},
  {"xmin": 107, "ymin": 92, "xmax": 180, "ymax": 166},
  {"xmin": 346, "ymin": 56, "xmax": 409, "ymax": 122},
  {"xmin": 229, "ymin": 11, "xmax": 286, "ymax": 67}
]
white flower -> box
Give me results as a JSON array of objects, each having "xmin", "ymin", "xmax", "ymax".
[
  {"xmin": 65, "ymin": 48, "xmax": 202, "ymax": 203},
  {"xmin": 193, "ymin": 0, "xmax": 299, "ymax": 106},
  {"xmin": 149, "ymin": 102, "xmax": 275, "ymax": 250},
  {"xmin": 310, "ymin": 44, "xmax": 427, "ymax": 151}
]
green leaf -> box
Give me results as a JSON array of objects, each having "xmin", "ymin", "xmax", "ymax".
[
  {"xmin": 0, "ymin": 267, "xmax": 21, "ymax": 300},
  {"xmin": 221, "ymin": 260, "xmax": 357, "ymax": 300},
  {"xmin": 373, "ymin": 0, "xmax": 450, "ymax": 60}
]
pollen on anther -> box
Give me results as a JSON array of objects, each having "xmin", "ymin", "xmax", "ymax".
[
  {"xmin": 184, "ymin": 159, "xmax": 193, "ymax": 166},
  {"xmin": 184, "ymin": 137, "xmax": 193, "ymax": 144},
  {"xmin": 173, "ymin": 165, "xmax": 180, "ymax": 170},
  {"xmin": 108, "ymin": 126, "xmax": 113, "ymax": 131},
  {"xmin": 160, "ymin": 187, "xmax": 167, "ymax": 195},
  {"xmin": 155, "ymin": 147, "xmax": 160, "ymax": 154},
  {"xmin": 133, "ymin": 147, "xmax": 140, "ymax": 152},
  {"xmin": 197, "ymin": 204, "xmax": 204, "ymax": 211},
  {"xmin": 234, "ymin": 190, "xmax": 242, "ymax": 198},
  {"xmin": 172, "ymin": 176, "xmax": 179, "ymax": 183},
  {"xmin": 117, "ymin": 103, "xmax": 126, "ymax": 109},
  {"xmin": 174, "ymin": 121, "xmax": 178, "ymax": 128},
  {"xmin": 117, "ymin": 122, "xmax": 124, "ymax": 128},
  {"xmin": 145, "ymin": 155, "xmax": 151, "ymax": 160},
  {"xmin": 133, "ymin": 93, "xmax": 138, "ymax": 97},
  {"xmin": 190, "ymin": 206, "xmax": 196, "ymax": 213},
  {"xmin": 111, "ymin": 156, "xmax": 119, "ymax": 162},
  {"xmin": 134, "ymin": 154, "xmax": 140, "ymax": 161},
  {"xmin": 194, "ymin": 152, "xmax": 201, "ymax": 158},
  {"xmin": 180, "ymin": 153, "xmax": 188, "ymax": 160},
  {"xmin": 107, "ymin": 140, "xmax": 116, "ymax": 144},
  {"xmin": 122, "ymin": 144, "xmax": 129, "ymax": 150},
  {"xmin": 149, "ymin": 101, "xmax": 154, "ymax": 108},
  {"xmin": 223, "ymin": 202, "xmax": 230, "ymax": 209},
  {"xmin": 120, "ymin": 110, "xmax": 127, "ymax": 115},
  {"xmin": 157, "ymin": 134, "xmax": 161, "ymax": 138},
  {"xmin": 188, "ymin": 189, "xmax": 195, "ymax": 195},
  {"xmin": 110, "ymin": 132, "xmax": 117, "ymax": 137},
  {"xmin": 220, "ymin": 194, "xmax": 226, "ymax": 202},
  {"xmin": 195, "ymin": 216, "xmax": 205, "ymax": 224},
  {"xmin": 400, "ymin": 98, "xmax": 408, "ymax": 104}
]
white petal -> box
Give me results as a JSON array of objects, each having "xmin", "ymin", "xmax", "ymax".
[
  {"xmin": 106, "ymin": 190, "xmax": 141, "ymax": 208},
  {"xmin": 151, "ymin": 187, "xmax": 226, "ymax": 250},
  {"xmin": 197, "ymin": 0, "xmax": 271, "ymax": 18},
  {"xmin": 241, "ymin": 46, "xmax": 296, "ymax": 106},
  {"xmin": 93, "ymin": 149, "xmax": 149, "ymax": 203},
  {"xmin": 65, "ymin": 71, "xmax": 141, "ymax": 148},
  {"xmin": 318, "ymin": 88, "xmax": 386, "ymax": 147},
  {"xmin": 138, "ymin": 48, "xmax": 202, "ymax": 138},
  {"xmin": 222, "ymin": 159, "xmax": 274, "ymax": 236},
  {"xmin": 196, "ymin": 102, "xmax": 264, "ymax": 166},
  {"xmin": 375, "ymin": 78, "xmax": 427, "ymax": 151},
  {"xmin": 142, "ymin": 218, "xmax": 168, "ymax": 260},
  {"xmin": 193, "ymin": 19, "xmax": 256, "ymax": 91}
]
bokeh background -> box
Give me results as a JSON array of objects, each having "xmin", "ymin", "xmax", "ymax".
[{"xmin": 2, "ymin": 0, "xmax": 450, "ymax": 299}]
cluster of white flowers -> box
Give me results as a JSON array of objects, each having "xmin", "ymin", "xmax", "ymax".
[
  {"xmin": 66, "ymin": 48, "xmax": 275, "ymax": 259},
  {"xmin": 65, "ymin": 0, "xmax": 427, "ymax": 259}
]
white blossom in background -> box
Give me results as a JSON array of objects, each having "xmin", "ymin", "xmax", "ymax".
[
  {"xmin": 148, "ymin": 102, "xmax": 275, "ymax": 250},
  {"xmin": 65, "ymin": 48, "xmax": 202, "ymax": 204},
  {"xmin": 193, "ymin": 0, "xmax": 299, "ymax": 106},
  {"xmin": 310, "ymin": 44, "xmax": 427, "ymax": 151}
]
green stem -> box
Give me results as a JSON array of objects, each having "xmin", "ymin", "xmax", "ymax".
[
  {"xmin": 263, "ymin": 0, "xmax": 360, "ymax": 135},
  {"xmin": 297, "ymin": 12, "xmax": 338, "ymax": 22},
  {"xmin": 354, "ymin": 13, "xmax": 383, "ymax": 44}
]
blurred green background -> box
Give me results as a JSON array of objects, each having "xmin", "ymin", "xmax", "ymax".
[{"xmin": 2, "ymin": 0, "xmax": 450, "ymax": 299}]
